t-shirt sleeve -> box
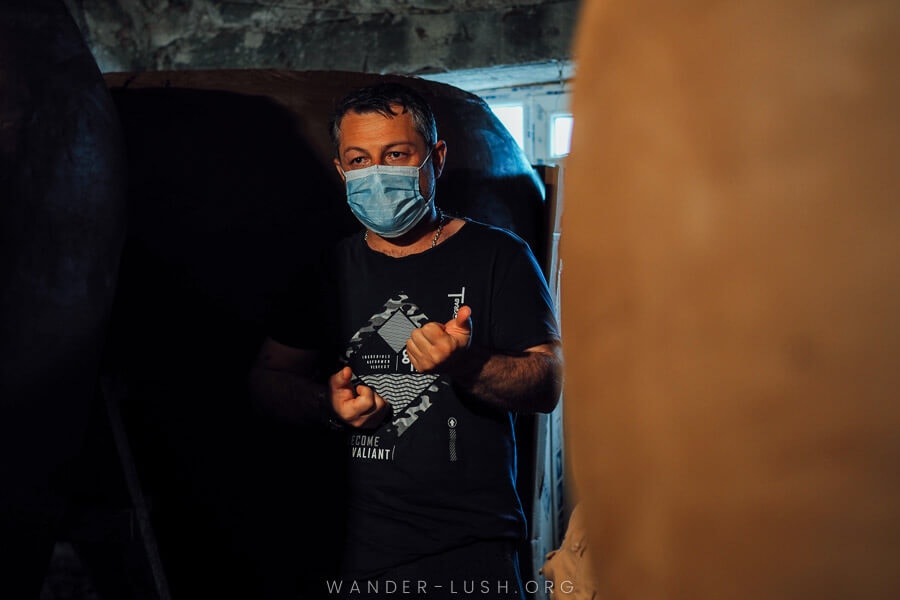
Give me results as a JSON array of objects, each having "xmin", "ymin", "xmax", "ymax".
[{"xmin": 489, "ymin": 232, "xmax": 560, "ymax": 353}]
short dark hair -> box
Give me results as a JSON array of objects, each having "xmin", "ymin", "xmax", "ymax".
[{"xmin": 329, "ymin": 82, "xmax": 438, "ymax": 159}]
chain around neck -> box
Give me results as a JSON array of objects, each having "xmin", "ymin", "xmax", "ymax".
[
  {"xmin": 365, "ymin": 209, "xmax": 446, "ymax": 249},
  {"xmin": 430, "ymin": 209, "xmax": 446, "ymax": 248}
]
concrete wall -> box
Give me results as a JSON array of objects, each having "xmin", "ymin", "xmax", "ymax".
[{"xmin": 61, "ymin": 0, "xmax": 579, "ymax": 75}]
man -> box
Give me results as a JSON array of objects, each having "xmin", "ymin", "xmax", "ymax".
[{"xmin": 249, "ymin": 82, "xmax": 562, "ymax": 599}]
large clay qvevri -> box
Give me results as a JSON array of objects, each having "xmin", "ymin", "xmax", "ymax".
[
  {"xmin": 98, "ymin": 69, "xmax": 548, "ymax": 597},
  {"xmin": 0, "ymin": 0, "xmax": 126, "ymax": 596},
  {"xmin": 562, "ymin": 1, "xmax": 900, "ymax": 598}
]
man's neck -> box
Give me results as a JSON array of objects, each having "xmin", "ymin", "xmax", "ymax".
[{"xmin": 366, "ymin": 209, "xmax": 444, "ymax": 257}]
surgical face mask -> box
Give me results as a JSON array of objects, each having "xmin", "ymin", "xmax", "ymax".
[{"xmin": 342, "ymin": 149, "xmax": 434, "ymax": 238}]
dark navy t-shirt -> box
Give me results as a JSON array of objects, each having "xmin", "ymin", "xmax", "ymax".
[{"xmin": 269, "ymin": 219, "xmax": 560, "ymax": 579}]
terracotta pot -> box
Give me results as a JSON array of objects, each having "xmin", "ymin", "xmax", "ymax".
[{"xmin": 562, "ymin": 2, "xmax": 900, "ymax": 598}]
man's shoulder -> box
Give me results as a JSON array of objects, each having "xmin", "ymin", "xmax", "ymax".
[
  {"xmin": 458, "ymin": 217, "xmax": 529, "ymax": 247},
  {"xmin": 456, "ymin": 218, "xmax": 536, "ymax": 262}
]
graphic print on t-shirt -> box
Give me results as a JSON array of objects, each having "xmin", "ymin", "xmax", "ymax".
[{"xmin": 343, "ymin": 293, "xmax": 449, "ymax": 438}]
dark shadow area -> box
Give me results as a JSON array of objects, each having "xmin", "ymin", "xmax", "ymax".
[
  {"xmin": 1, "ymin": 1, "xmax": 127, "ymax": 597},
  {"xmin": 97, "ymin": 87, "xmax": 356, "ymax": 599}
]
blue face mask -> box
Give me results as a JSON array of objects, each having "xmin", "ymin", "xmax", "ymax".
[{"xmin": 342, "ymin": 149, "xmax": 434, "ymax": 238}]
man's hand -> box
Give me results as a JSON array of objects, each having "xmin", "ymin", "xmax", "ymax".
[
  {"xmin": 329, "ymin": 366, "xmax": 389, "ymax": 428},
  {"xmin": 406, "ymin": 305, "xmax": 473, "ymax": 373}
]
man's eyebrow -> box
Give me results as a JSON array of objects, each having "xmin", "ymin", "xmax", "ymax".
[
  {"xmin": 342, "ymin": 141, "xmax": 415, "ymax": 155},
  {"xmin": 383, "ymin": 141, "xmax": 416, "ymax": 149},
  {"xmin": 342, "ymin": 146, "xmax": 371, "ymax": 155}
]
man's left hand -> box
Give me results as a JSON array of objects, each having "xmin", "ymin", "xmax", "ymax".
[{"xmin": 406, "ymin": 305, "xmax": 472, "ymax": 373}]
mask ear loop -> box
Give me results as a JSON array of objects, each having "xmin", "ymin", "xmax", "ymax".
[
  {"xmin": 418, "ymin": 146, "xmax": 438, "ymax": 202},
  {"xmin": 417, "ymin": 146, "xmax": 435, "ymax": 170}
]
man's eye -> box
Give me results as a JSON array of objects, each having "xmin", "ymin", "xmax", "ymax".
[
  {"xmin": 386, "ymin": 152, "xmax": 405, "ymax": 161},
  {"xmin": 349, "ymin": 157, "xmax": 367, "ymax": 165}
]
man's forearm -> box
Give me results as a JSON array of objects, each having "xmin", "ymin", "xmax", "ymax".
[
  {"xmin": 451, "ymin": 344, "xmax": 563, "ymax": 414},
  {"xmin": 248, "ymin": 367, "xmax": 330, "ymax": 426}
]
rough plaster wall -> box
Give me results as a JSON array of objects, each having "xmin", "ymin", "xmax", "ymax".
[{"xmin": 61, "ymin": 0, "xmax": 578, "ymax": 74}]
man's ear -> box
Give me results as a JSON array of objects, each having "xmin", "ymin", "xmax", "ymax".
[
  {"xmin": 432, "ymin": 140, "xmax": 448, "ymax": 179},
  {"xmin": 333, "ymin": 158, "xmax": 346, "ymax": 182}
]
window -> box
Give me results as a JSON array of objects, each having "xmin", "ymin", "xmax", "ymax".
[
  {"xmin": 487, "ymin": 103, "xmax": 525, "ymax": 152},
  {"xmin": 550, "ymin": 114, "xmax": 573, "ymax": 158},
  {"xmin": 419, "ymin": 61, "xmax": 574, "ymax": 165},
  {"xmin": 480, "ymin": 86, "xmax": 571, "ymax": 165}
]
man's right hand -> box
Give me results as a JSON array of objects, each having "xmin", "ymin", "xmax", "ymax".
[{"xmin": 329, "ymin": 366, "xmax": 389, "ymax": 428}]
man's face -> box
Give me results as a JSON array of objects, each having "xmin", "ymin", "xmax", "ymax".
[{"xmin": 334, "ymin": 105, "xmax": 445, "ymax": 201}]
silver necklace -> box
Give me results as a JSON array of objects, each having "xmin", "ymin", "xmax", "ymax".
[
  {"xmin": 365, "ymin": 209, "xmax": 445, "ymax": 249},
  {"xmin": 430, "ymin": 209, "xmax": 446, "ymax": 248}
]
